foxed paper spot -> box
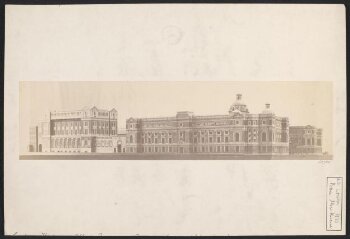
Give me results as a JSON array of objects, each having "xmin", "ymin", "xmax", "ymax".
[{"xmin": 162, "ymin": 25, "xmax": 183, "ymax": 45}]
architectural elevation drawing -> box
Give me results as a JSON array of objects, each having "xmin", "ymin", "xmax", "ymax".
[{"xmin": 26, "ymin": 93, "xmax": 325, "ymax": 158}]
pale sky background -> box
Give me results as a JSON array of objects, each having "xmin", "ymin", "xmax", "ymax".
[{"xmin": 20, "ymin": 81, "xmax": 332, "ymax": 154}]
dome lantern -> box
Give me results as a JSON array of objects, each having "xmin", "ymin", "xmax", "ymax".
[{"xmin": 229, "ymin": 93, "xmax": 249, "ymax": 115}]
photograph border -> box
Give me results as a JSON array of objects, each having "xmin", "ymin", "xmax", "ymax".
[{"xmin": 1, "ymin": 0, "xmax": 348, "ymax": 237}]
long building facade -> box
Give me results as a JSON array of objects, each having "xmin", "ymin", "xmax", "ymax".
[
  {"xmin": 125, "ymin": 94, "xmax": 290, "ymax": 155},
  {"xmin": 28, "ymin": 94, "xmax": 323, "ymax": 155}
]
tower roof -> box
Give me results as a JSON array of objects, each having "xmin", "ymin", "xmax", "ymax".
[{"xmin": 261, "ymin": 103, "xmax": 275, "ymax": 115}]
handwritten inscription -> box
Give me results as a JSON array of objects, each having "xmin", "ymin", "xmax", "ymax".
[
  {"xmin": 318, "ymin": 160, "xmax": 331, "ymax": 165},
  {"xmin": 10, "ymin": 232, "xmax": 102, "ymax": 236},
  {"xmin": 326, "ymin": 177, "xmax": 343, "ymax": 231}
]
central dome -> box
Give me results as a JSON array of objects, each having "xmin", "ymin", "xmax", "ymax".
[{"xmin": 229, "ymin": 94, "xmax": 249, "ymax": 114}]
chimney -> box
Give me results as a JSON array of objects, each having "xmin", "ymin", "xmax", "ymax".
[
  {"xmin": 236, "ymin": 94, "xmax": 242, "ymax": 101},
  {"xmin": 265, "ymin": 103, "xmax": 270, "ymax": 109}
]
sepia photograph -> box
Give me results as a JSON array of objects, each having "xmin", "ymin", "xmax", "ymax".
[
  {"xmin": 20, "ymin": 81, "xmax": 332, "ymax": 160},
  {"xmin": 4, "ymin": 4, "xmax": 346, "ymax": 236}
]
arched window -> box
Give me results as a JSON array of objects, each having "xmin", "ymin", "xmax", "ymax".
[
  {"xmin": 235, "ymin": 133, "xmax": 240, "ymax": 142},
  {"xmin": 262, "ymin": 132, "xmax": 267, "ymax": 142}
]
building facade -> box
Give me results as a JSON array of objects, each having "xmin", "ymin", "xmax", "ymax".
[
  {"xmin": 28, "ymin": 106, "xmax": 124, "ymax": 153},
  {"xmin": 28, "ymin": 94, "xmax": 324, "ymax": 155},
  {"xmin": 289, "ymin": 126, "xmax": 323, "ymax": 155},
  {"xmin": 125, "ymin": 94, "xmax": 290, "ymax": 155}
]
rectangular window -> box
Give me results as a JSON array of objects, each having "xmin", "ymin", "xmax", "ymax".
[
  {"xmin": 209, "ymin": 137, "xmax": 212, "ymax": 143},
  {"xmin": 169, "ymin": 138, "xmax": 172, "ymax": 144},
  {"xmin": 225, "ymin": 146, "xmax": 228, "ymax": 152},
  {"xmin": 225, "ymin": 137, "xmax": 228, "ymax": 142},
  {"xmin": 217, "ymin": 146, "xmax": 220, "ymax": 152},
  {"xmin": 217, "ymin": 137, "xmax": 221, "ymax": 143}
]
